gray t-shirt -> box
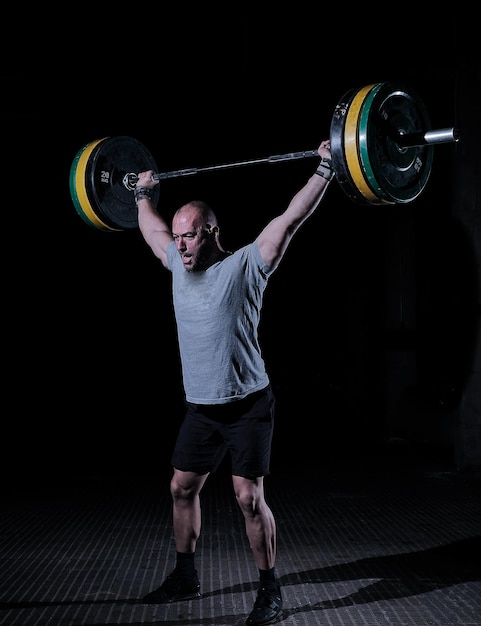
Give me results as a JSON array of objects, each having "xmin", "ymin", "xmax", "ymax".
[{"xmin": 167, "ymin": 240, "xmax": 275, "ymax": 404}]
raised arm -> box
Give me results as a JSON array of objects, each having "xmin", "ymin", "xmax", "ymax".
[
  {"xmin": 256, "ymin": 139, "xmax": 333, "ymax": 270},
  {"xmin": 135, "ymin": 171, "xmax": 173, "ymax": 269}
]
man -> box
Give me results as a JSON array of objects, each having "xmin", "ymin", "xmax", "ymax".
[{"xmin": 136, "ymin": 140, "xmax": 334, "ymax": 625}]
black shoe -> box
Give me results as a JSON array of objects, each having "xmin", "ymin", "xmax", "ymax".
[
  {"xmin": 141, "ymin": 569, "xmax": 201, "ymax": 604},
  {"xmin": 246, "ymin": 583, "xmax": 283, "ymax": 625}
]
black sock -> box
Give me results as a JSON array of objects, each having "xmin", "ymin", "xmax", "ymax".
[
  {"xmin": 259, "ymin": 567, "xmax": 276, "ymax": 586},
  {"xmin": 176, "ymin": 552, "xmax": 196, "ymax": 577}
]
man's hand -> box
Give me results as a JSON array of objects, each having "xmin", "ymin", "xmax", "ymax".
[{"xmin": 136, "ymin": 170, "xmax": 158, "ymax": 189}]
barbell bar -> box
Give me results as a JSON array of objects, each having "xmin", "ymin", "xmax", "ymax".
[
  {"xmin": 126, "ymin": 125, "xmax": 458, "ymax": 185},
  {"xmin": 119, "ymin": 150, "xmax": 321, "ymax": 193},
  {"xmin": 69, "ymin": 81, "xmax": 460, "ymax": 232}
]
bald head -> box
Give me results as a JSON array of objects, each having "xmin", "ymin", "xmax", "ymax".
[
  {"xmin": 171, "ymin": 201, "xmax": 228, "ymax": 271},
  {"xmin": 173, "ymin": 200, "xmax": 218, "ymax": 231}
]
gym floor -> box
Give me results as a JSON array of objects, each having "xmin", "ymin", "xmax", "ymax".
[{"xmin": 1, "ymin": 441, "xmax": 481, "ymax": 626}]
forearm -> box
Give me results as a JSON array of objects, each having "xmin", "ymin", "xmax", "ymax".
[
  {"xmin": 285, "ymin": 162, "xmax": 333, "ymax": 225},
  {"xmin": 135, "ymin": 187, "xmax": 173, "ymax": 265}
]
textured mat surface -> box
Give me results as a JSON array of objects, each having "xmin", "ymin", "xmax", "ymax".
[{"xmin": 1, "ymin": 443, "xmax": 481, "ymax": 625}]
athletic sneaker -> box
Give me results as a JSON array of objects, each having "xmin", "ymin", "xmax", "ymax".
[
  {"xmin": 141, "ymin": 568, "xmax": 201, "ymax": 603},
  {"xmin": 246, "ymin": 583, "xmax": 283, "ymax": 625}
]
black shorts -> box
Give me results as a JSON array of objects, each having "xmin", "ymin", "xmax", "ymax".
[{"xmin": 171, "ymin": 385, "xmax": 276, "ymax": 479}]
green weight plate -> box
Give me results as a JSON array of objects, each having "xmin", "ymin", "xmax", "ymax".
[
  {"xmin": 86, "ymin": 136, "xmax": 160, "ymax": 230},
  {"xmin": 358, "ymin": 81, "xmax": 434, "ymax": 204}
]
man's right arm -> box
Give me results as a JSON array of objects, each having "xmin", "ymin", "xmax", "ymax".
[{"xmin": 135, "ymin": 170, "xmax": 173, "ymax": 269}]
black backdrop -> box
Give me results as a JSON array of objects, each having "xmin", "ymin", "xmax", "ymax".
[{"xmin": 3, "ymin": 11, "xmax": 475, "ymax": 481}]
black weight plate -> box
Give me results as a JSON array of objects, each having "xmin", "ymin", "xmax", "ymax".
[
  {"xmin": 86, "ymin": 136, "xmax": 161, "ymax": 230},
  {"xmin": 330, "ymin": 87, "xmax": 378, "ymax": 206},
  {"xmin": 359, "ymin": 81, "xmax": 434, "ymax": 204}
]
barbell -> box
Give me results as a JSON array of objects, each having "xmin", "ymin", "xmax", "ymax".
[{"xmin": 69, "ymin": 81, "xmax": 460, "ymax": 232}]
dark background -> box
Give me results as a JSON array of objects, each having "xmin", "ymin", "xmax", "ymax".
[{"xmin": 4, "ymin": 11, "xmax": 477, "ymax": 481}]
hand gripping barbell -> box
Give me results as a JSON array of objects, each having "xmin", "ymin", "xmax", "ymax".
[{"xmin": 69, "ymin": 81, "xmax": 460, "ymax": 232}]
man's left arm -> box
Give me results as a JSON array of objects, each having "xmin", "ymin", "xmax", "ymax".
[{"xmin": 256, "ymin": 143, "xmax": 334, "ymax": 270}]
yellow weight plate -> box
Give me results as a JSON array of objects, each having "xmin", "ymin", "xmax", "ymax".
[
  {"xmin": 357, "ymin": 82, "xmax": 392, "ymax": 202},
  {"xmin": 344, "ymin": 84, "xmax": 389, "ymax": 205},
  {"xmin": 72, "ymin": 138, "xmax": 121, "ymax": 232}
]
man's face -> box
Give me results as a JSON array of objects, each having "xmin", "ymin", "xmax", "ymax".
[{"xmin": 172, "ymin": 211, "xmax": 211, "ymax": 272}]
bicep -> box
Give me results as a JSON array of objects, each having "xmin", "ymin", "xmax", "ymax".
[
  {"xmin": 146, "ymin": 230, "xmax": 174, "ymax": 268},
  {"xmin": 256, "ymin": 215, "xmax": 295, "ymax": 269}
]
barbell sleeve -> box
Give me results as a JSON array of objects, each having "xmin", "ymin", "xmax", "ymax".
[{"xmin": 396, "ymin": 127, "xmax": 460, "ymax": 148}]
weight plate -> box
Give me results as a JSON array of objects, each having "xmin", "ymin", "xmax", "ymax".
[
  {"xmin": 330, "ymin": 87, "xmax": 374, "ymax": 205},
  {"xmin": 69, "ymin": 138, "xmax": 122, "ymax": 232},
  {"xmin": 344, "ymin": 83, "xmax": 390, "ymax": 205},
  {"xmin": 357, "ymin": 82, "xmax": 392, "ymax": 202},
  {"xmin": 86, "ymin": 136, "xmax": 161, "ymax": 230},
  {"xmin": 358, "ymin": 81, "xmax": 434, "ymax": 204}
]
